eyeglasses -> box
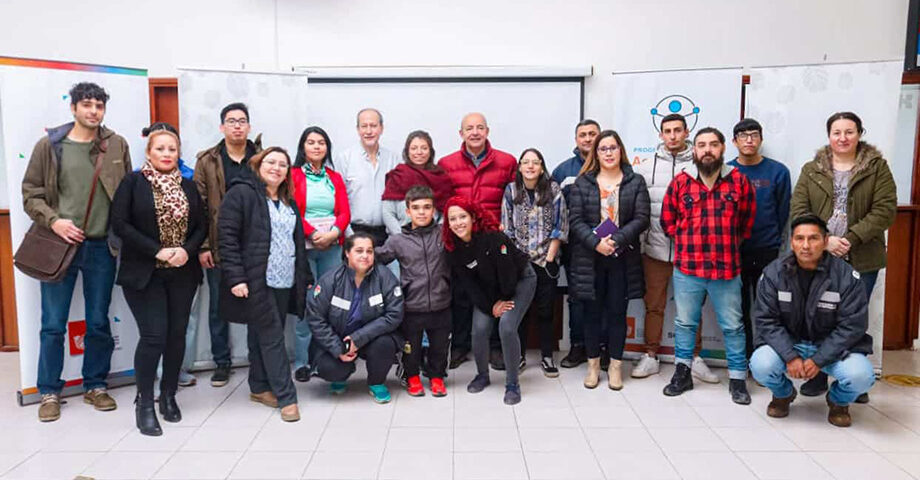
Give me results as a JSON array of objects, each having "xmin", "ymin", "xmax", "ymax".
[
  {"xmin": 224, "ymin": 118, "xmax": 249, "ymax": 127},
  {"xmin": 736, "ymin": 132, "xmax": 761, "ymax": 141},
  {"xmin": 597, "ymin": 145, "xmax": 619, "ymax": 154}
]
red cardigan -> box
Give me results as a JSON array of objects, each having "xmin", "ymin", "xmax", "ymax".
[
  {"xmin": 437, "ymin": 140, "xmax": 517, "ymax": 223},
  {"xmin": 291, "ymin": 166, "xmax": 350, "ymax": 245}
]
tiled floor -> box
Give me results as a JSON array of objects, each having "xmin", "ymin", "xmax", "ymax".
[{"xmin": 0, "ymin": 350, "xmax": 919, "ymax": 479}]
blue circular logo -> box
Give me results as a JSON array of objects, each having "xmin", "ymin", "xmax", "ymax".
[{"xmin": 650, "ymin": 95, "xmax": 700, "ymax": 132}]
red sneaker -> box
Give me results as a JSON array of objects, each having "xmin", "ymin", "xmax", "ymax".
[
  {"xmin": 430, "ymin": 377, "xmax": 447, "ymax": 397},
  {"xmin": 407, "ymin": 375, "xmax": 425, "ymax": 396}
]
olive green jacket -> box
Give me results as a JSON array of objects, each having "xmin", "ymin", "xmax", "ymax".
[{"xmin": 790, "ymin": 142, "xmax": 897, "ymax": 273}]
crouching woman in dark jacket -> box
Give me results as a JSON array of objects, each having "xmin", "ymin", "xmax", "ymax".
[
  {"xmin": 569, "ymin": 130, "xmax": 650, "ymax": 391},
  {"xmin": 218, "ymin": 146, "xmax": 312, "ymax": 422},
  {"xmin": 111, "ymin": 127, "xmax": 207, "ymax": 436},
  {"xmin": 306, "ymin": 233, "xmax": 404, "ymax": 404}
]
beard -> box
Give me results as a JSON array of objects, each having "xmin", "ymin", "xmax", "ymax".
[{"xmin": 693, "ymin": 153, "xmax": 724, "ymax": 176}]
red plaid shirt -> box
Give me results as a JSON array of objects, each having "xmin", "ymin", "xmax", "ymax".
[{"xmin": 660, "ymin": 165, "xmax": 756, "ymax": 280}]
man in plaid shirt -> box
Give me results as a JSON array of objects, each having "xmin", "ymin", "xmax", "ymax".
[{"xmin": 660, "ymin": 127, "xmax": 756, "ymax": 405}]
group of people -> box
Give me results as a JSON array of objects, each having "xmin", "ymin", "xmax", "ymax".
[{"xmin": 22, "ymin": 81, "xmax": 895, "ymax": 437}]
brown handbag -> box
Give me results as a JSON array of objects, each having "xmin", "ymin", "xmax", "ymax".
[{"xmin": 14, "ymin": 141, "xmax": 108, "ymax": 283}]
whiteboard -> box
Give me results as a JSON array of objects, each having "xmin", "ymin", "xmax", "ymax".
[{"xmin": 304, "ymin": 80, "xmax": 583, "ymax": 171}]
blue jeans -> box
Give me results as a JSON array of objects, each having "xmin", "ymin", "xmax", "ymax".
[
  {"xmin": 38, "ymin": 239, "xmax": 116, "ymax": 394},
  {"xmin": 295, "ymin": 245, "xmax": 342, "ymax": 369},
  {"xmin": 672, "ymin": 269, "xmax": 747, "ymax": 379},
  {"xmin": 205, "ymin": 267, "xmax": 231, "ymax": 367},
  {"xmin": 859, "ymin": 270, "xmax": 878, "ymax": 299},
  {"xmin": 750, "ymin": 343, "xmax": 875, "ymax": 406}
]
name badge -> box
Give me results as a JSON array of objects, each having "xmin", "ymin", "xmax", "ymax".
[
  {"xmin": 331, "ymin": 296, "xmax": 351, "ymax": 310},
  {"xmin": 817, "ymin": 301, "xmax": 837, "ymax": 310},
  {"xmin": 466, "ymin": 260, "xmax": 478, "ymax": 269},
  {"xmin": 778, "ymin": 291, "xmax": 792, "ymax": 303},
  {"xmin": 369, "ymin": 293, "xmax": 384, "ymax": 307},
  {"xmin": 819, "ymin": 291, "xmax": 841, "ymax": 303}
]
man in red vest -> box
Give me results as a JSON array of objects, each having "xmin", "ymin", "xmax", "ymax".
[{"xmin": 439, "ymin": 112, "xmax": 517, "ymax": 370}]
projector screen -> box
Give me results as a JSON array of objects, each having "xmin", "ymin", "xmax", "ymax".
[{"xmin": 304, "ymin": 78, "xmax": 584, "ymax": 171}]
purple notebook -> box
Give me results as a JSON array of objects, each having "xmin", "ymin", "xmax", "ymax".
[{"xmin": 593, "ymin": 218, "xmax": 619, "ymax": 239}]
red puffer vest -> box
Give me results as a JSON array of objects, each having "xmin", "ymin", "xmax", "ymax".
[{"xmin": 437, "ymin": 141, "xmax": 517, "ymax": 223}]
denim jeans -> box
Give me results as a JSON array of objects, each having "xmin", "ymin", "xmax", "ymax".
[
  {"xmin": 672, "ymin": 269, "xmax": 747, "ymax": 379},
  {"xmin": 295, "ymin": 245, "xmax": 342, "ymax": 369},
  {"xmin": 859, "ymin": 270, "xmax": 878, "ymax": 300},
  {"xmin": 38, "ymin": 239, "xmax": 116, "ymax": 394},
  {"xmin": 205, "ymin": 267, "xmax": 231, "ymax": 367},
  {"xmin": 750, "ymin": 343, "xmax": 875, "ymax": 406}
]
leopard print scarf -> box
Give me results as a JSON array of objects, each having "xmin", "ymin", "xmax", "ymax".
[{"xmin": 141, "ymin": 162, "xmax": 189, "ymax": 268}]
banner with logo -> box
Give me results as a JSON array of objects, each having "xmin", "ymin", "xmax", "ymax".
[
  {"xmin": 0, "ymin": 57, "xmax": 149, "ymax": 404},
  {"xmin": 608, "ymin": 67, "xmax": 743, "ymax": 363},
  {"xmin": 746, "ymin": 61, "xmax": 902, "ymax": 373}
]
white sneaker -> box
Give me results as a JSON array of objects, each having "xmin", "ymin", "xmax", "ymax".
[
  {"xmin": 178, "ymin": 369, "xmax": 197, "ymax": 387},
  {"xmin": 631, "ymin": 353, "xmax": 660, "ymax": 378},
  {"xmin": 691, "ymin": 356, "xmax": 719, "ymax": 384}
]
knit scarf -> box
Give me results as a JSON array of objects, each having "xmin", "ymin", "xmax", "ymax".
[
  {"xmin": 381, "ymin": 163, "xmax": 454, "ymax": 212},
  {"xmin": 141, "ymin": 161, "xmax": 189, "ymax": 267}
]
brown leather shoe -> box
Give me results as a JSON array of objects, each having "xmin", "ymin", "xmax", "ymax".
[
  {"xmin": 280, "ymin": 404, "xmax": 300, "ymax": 422},
  {"xmin": 767, "ymin": 389, "xmax": 797, "ymax": 418},
  {"xmin": 83, "ymin": 388, "xmax": 117, "ymax": 411},
  {"xmin": 250, "ymin": 391, "xmax": 279, "ymax": 408},
  {"xmin": 826, "ymin": 394, "xmax": 852, "ymax": 428},
  {"xmin": 38, "ymin": 393, "xmax": 61, "ymax": 422}
]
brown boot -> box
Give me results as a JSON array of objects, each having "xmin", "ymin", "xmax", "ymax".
[
  {"xmin": 584, "ymin": 358, "xmax": 601, "ymax": 389},
  {"xmin": 766, "ymin": 389, "xmax": 797, "ymax": 418},
  {"xmin": 83, "ymin": 388, "xmax": 117, "ymax": 411},
  {"xmin": 826, "ymin": 394, "xmax": 852, "ymax": 428},
  {"xmin": 607, "ymin": 359, "xmax": 623, "ymax": 390},
  {"xmin": 280, "ymin": 403, "xmax": 300, "ymax": 422},
  {"xmin": 250, "ymin": 391, "xmax": 279, "ymax": 408},
  {"xmin": 38, "ymin": 393, "xmax": 61, "ymax": 422}
]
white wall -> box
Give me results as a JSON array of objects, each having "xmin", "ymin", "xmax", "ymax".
[{"xmin": 0, "ymin": 0, "xmax": 908, "ymax": 134}]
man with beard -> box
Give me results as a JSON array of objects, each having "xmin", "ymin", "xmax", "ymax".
[{"xmin": 659, "ymin": 127, "xmax": 756, "ymax": 404}]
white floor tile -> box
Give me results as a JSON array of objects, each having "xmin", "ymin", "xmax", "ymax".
[
  {"xmin": 378, "ymin": 450, "xmax": 452, "ymax": 480},
  {"xmin": 455, "ymin": 405, "xmax": 517, "ymax": 428},
  {"xmin": 883, "ymin": 453, "xmax": 920, "ymax": 479},
  {"xmin": 229, "ymin": 451, "xmax": 311, "ymax": 479},
  {"xmin": 113, "ymin": 427, "xmax": 197, "ymax": 452},
  {"xmin": 573, "ymin": 405, "xmax": 643, "ymax": 428},
  {"xmin": 181, "ymin": 425, "xmax": 261, "ymax": 451},
  {"xmin": 153, "ymin": 451, "xmax": 243, "ymax": 479},
  {"xmin": 665, "ymin": 451, "xmax": 757, "ymax": 480},
  {"xmin": 1, "ymin": 451, "xmax": 103, "ymax": 480},
  {"xmin": 391, "ymin": 402, "xmax": 453, "ymax": 427},
  {"xmin": 301, "ymin": 451, "xmax": 381, "ymax": 479},
  {"xmin": 514, "ymin": 406, "xmax": 579, "ymax": 428},
  {"xmin": 648, "ymin": 427, "xmax": 729, "ymax": 452},
  {"xmin": 250, "ymin": 422, "xmax": 323, "ymax": 452},
  {"xmin": 316, "ymin": 426, "xmax": 388, "ymax": 452},
  {"xmin": 595, "ymin": 451, "xmax": 680, "ymax": 479},
  {"xmin": 454, "ymin": 451, "xmax": 528, "ymax": 480},
  {"xmin": 523, "ymin": 451, "xmax": 603, "ymax": 480},
  {"xmin": 778, "ymin": 422, "xmax": 871, "ymax": 451},
  {"xmin": 634, "ymin": 405, "xmax": 705, "ymax": 428},
  {"xmin": 453, "ymin": 428, "xmax": 521, "ymax": 452},
  {"xmin": 518, "ymin": 428, "xmax": 589, "ymax": 452},
  {"xmin": 385, "ymin": 427, "xmax": 452, "ymax": 451},
  {"xmin": 737, "ymin": 451, "xmax": 834, "ymax": 480},
  {"xmin": 693, "ymin": 405, "xmax": 770, "ymax": 427},
  {"xmin": 82, "ymin": 451, "xmax": 172, "ymax": 480},
  {"xmin": 327, "ymin": 405, "xmax": 394, "ymax": 428},
  {"xmin": 713, "ymin": 426, "xmax": 799, "ymax": 451},
  {"xmin": 41, "ymin": 425, "xmax": 131, "ymax": 451},
  {"xmin": 809, "ymin": 451, "xmax": 915, "ymax": 480},
  {"xmin": 0, "ymin": 452, "xmax": 32, "ymax": 477},
  {"xmin": 584, "ymin": 427, "xmax": 661, "ymax": 452}
]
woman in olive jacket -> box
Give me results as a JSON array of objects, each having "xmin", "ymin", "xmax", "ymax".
[
  {"xmin": 790, "ymin": 111, "xmax": 896, "ymax": 400},
  {"xmin": 568, "ymin": 130, "xmax": 650, "ymax": 390}
]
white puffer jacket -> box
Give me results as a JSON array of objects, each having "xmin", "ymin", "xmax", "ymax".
[{"xmin": 635, "ymin": 141, "xmax": 694, "ymax": 262}]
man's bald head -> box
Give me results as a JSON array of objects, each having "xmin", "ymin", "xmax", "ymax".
[{"xmin": 460, "ymin": 112, "xmax": 489, "ymax": 155}]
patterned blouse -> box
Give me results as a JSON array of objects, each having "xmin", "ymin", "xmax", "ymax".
[
  {"xmin": 265, "ymin": 198, "xmax": 297, "ymax": 289},
  {"xmin": 827, "ymin": 169, "xmax": 852, "ymax": 238},
  {"xmin": 501, "ymin": 181, "xmax": 569, "ymax": 267}
]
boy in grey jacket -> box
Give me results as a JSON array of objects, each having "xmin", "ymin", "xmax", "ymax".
[{"xmin": 376, "ymin": 186, "xmax": 452, "ymax": 397}]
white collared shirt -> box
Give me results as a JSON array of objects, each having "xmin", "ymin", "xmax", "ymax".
[{"xmin": 334, "ymin": 145, "xmax": 400, "ymax": 227}]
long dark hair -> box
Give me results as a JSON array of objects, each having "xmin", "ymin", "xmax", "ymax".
[
  {"xmin": 294, "ymin": 126, "xmax": 334, "ymax": 169},
  {"xmin": 513, "ymin": 148, "xmax": 552, "ymax": 207},
  {"xmin": 249, "ymin": 146, "xmax": 293, "ymax": 206},
  {"xmin": 580, "ymin": 129, "xmax": 629, "ymax": 176},
  {"xmin": 402, "ymin": 130, "xmax": 438, "ymax": 171}
]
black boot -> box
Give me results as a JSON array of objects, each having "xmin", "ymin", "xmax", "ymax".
[
  {"xmin": 663, "ymin": 363, "xmax": 694, "ymax": 396},
  {"xmin": 800, "ymin": 372, "xmax": 829, "ymax": 397},
  {"xmin": 136, "ymin": 394, "xmax": 162, "ymax": 436},
  {"xmin": 560, "ymin": 344, "xmax": 587, "ymax": 368},
  {"xmin": 729, "ymin": 379, "xmax": 751, "ymax": 405},
  {"xmin": 158, "ymin": 391, "xmax": 182, "ymax": 423},
  {"xmin": 599, "ymin": 345, "xmax": 610, "ymax": 370}
]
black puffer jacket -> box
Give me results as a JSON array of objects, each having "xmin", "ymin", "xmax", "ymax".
[
  {"xmin": 568, "ymin": 165, "xmax": 650, "ymax": 301},
  {"xmin": 217, "ymin": 171, "xmax": 312, "ymax": 326},
  {"xmin": 447, "ymin": 230, "xmax": 530, "ymax": 315}
]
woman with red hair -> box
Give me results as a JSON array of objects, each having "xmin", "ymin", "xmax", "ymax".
[{"xmin": 442, "ymin": 196, "xmax": 536, "ymax": 405}]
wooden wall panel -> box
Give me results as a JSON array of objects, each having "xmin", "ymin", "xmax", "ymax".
[
  {"xmin": 883, "ymin": 207, "xmax": 920, "ymax": 349},
  {"xmin": 0, "ymin": 210, "xmax": 19, "ymax": 350}
]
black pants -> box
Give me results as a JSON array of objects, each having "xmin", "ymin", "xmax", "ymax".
[
  {"xmin": 740, "ymin": 248, "xmax": 779, "ymax": 358},
  {"xmin": 450, "ymin": 283, "xmax": 473, "ymax": 353},
  {"xmin": 247, "ymin": 287, "xmax": 297, "ymax": 407},
  {"xmin": 401, "ymin": 309, "xmax": 451, "ymax": 379},
  {"xmin": 351, "ymin": 224, "xmax": 388, "ymax": 247},
  {"xmin": 123, "ymin": 268, "xmax": 197, "ymax": 399},
  {"xmin": 519, "ymin": 264, "xmax": 558, "ymax": 357},
  {"xmin": 584, "ymin": 256, "xmax": 628, "ymax": 360},
  {"xmin": 312, "ymin": 335, "xmax": 397, "ymax": 386}
]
